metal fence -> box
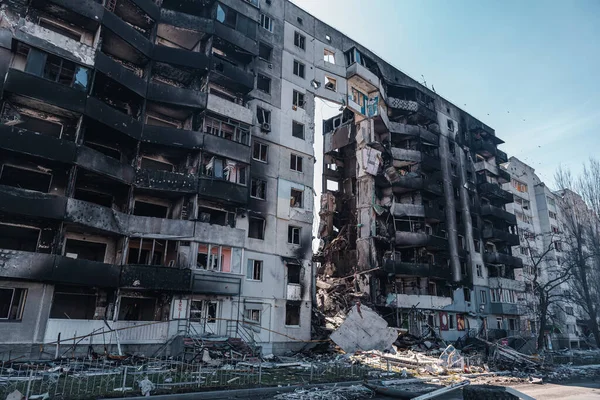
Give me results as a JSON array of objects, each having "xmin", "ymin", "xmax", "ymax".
[{"xmin": 0, "ymin": 357, "xmax": 385, "ymax": 400}]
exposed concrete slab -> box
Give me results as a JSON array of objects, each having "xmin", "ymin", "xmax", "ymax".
[{"xmin": 330, "ymin": 304, "xmax": 398, "ymax": 353}]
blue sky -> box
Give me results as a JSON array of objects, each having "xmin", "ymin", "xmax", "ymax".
[{"xmin": 293, "ymin": 0, "xmax": 600, "ymax": 187}]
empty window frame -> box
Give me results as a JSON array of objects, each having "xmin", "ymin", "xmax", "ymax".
[
  {"xmin": 258, "ymin": 42, "xmax": 272, "ymax": 61},
  {"xmin": 216, "ymin": 4, "xmax": 256, "ymax": 39},
  {"xmin": 285, "ymin": 301, "xmax": 300, "ymax": 326},
  {"xmin": 0, "ymin": 224, "xmax": 40, "ymax": 252},
  {"xmin": 253, "ymin": 142, "xmax": 268, "ymax": 162},
  {"xmin": 25, "ymin": 48, "xmax": 90, "ymax": 91},
  {"xmin": 197, "ymin": 244, "xmax": 233, "ymax": 272},
  {"xmin": 64, "ymin": 238, "xmax": 107, "ymax": 262},
  {"xmin": 293, "ymin": 60, "xmax": 305, "ymax": 78},
  {"xmin": 288, "ymin": 225, "xmax": 301, "ymax": 245},
  {"xmin": 190, "ymin": 300, "xmax": 218, "ymax": 323},
  {"xmin": 257, "ymin": 107, "xmax": 271, "ymax": 125},
  {"xmin": 204, "ymin": 115, "xmax": 250, "ymax": 145},
  {"xmin": 324, "ymin": 76, "xmax": 337, "ymax": 91},
  {"xmin": 323, "ymin": 49, "xmax": 335, "ymax": 64},
  {"xmin": 549, "ymin": 211, "xmax": 557, "ymax": 220},
  {"xmin": 257, "ymin": 74, "xmax": 271, "ymax": 93},
  {"xmin": 0, "ymin": 288, "xmax": 27, "ymax": 320},
  {"xmin": 287, "ymin": 263, "xmax": 301, "ymax": 284},
  {"xmin": 294, "ymin": 31, "xmax": 306, "ymax": 50},
  {"xmin": 248, "ymin": 217, "xmax": 265, "ymax": 240},
  {"xmin": 290, "ymin": 188, "xmax": 303, "ymax": 208},
  {"xmin": 39, "ymin": 18, "xmax": 82, "ymax": 41},
  {"xmin": 127, "ymin": 238, "xmax": 178, "ymax": 266},
  {"xmin": 246, "ymin": 259, "xmax": 263, "ymax": 281},
  {"xmin": 292, "ymin": 120, "xmax": 305, "ymax": 139},
  {"xmin": 260, "ymin": 14, "xmax": 273, "ymax": 32},
  {"xmin": 133, "ymin": 200, "xmax": 168, "ymax": 218},
  {"xmin": 290, "ymin": 154, "xmax": 303, "ymax": 172},
  {"xmin": 140, "ymin": 157, "xmax": 174, "ymax": 172},
  {"xmin": 292, "ymin": 90, "xmax": 305, "ymax": 108},
  {"xmin": 118, "ymin": 296, "xmax": 157, "ymax": 321},
  {"xmin": 251, "ymin": 178, "xmax": 267, "ymax": 200},
  {"xmin": 50, "ymin": 286, "xmax": 95, "ymax": 319},
  {"xmin": 0, "ymin": 165, "xmax": 52, "ymax": 193},
  {"xmin": 18, "ymin": 114, "xmax": 63, "ymax": 138}
]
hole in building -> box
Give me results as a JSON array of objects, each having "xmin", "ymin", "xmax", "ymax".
[
  {"xmin": 134, "ymin": 200, "xmax": 169, "ymax": 218},
  {"xmin": 50, "ymin": 286, "xmax": 97, "ymax": 319},
  {"xmin": 285, "ymin": 301, "xmax": 301, "ymax": 326},
  {"xmin": 118, "ymin": 296, "xmax": 158, "ymax": 321},
  {"xmin": 288, "ymin": 263, "xmax": 301, "ymax": 284},
  {"xmin": 0, "ymin": 224, "xmax": 39, "ymax": 252},
  {"xmin": 290, "ymin": 188, "xmax": 303, "ymax": 208},
  {"xmin": 248, "ymin": 217, "xmax": 265, "ymax": 240}
]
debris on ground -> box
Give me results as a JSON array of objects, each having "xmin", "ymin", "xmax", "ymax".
[{"xmin": 273, "ymin": 385, "xmax": 370, "ymax": 400}]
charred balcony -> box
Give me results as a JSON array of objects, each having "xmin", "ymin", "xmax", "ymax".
[
  {"xmin": 4, "ymin": 69, "xmax": 87, "ymax": 113},
  {"xmin": 386, "ymin": 173, "xmax": 444, "ymax": 197},
  {"xmin": 390, "ymin": 203, "xmax": 445, "ymax": 222},
  {"xmin": 121, "ymin": 264, "xmax": 191, "ymax": 291},
  {"xmin": 394, "ymin": 231, "xmax": 448, "ymax": 250},
  {"xmin": 209, "ymin": 56, "xmax": 254, "ymax": 94},
  {"xmin": 388, "ymin": 122, "xmax": 438, "ymax": 145},
  {"xmin": 0, "ymin": 185, "xmax": 67, "ymax": 220},
  {"xmin": 497, "ymin": 149, "xmax": 508, "ymax": 164},
  {"xmin": 478, "ymin": 182, "xmax": 513, "ymax": 203},
  {"xmin": 53, "ymin": 255, "xmax": 121, "ymax": 287},
  {"xmin": 482, "ymin": 226, "xmax": 520, "ymax": 247},
  {"xmin": 0, "ymin": 124, "xmax": 76, "ymax": 164},
  {"xmin": 116, "ymin": 0, "xmax": 160, "ymax": 24},
  {"xmin": 142, "ymin": 125, "xmax": 204, "ymax": 149},
  {"xmin": 481, "ymin": 204, "xmax": 517, "ymax": 225},
  {"xmin": 474, "ymin": 159, "xmax": 498, "ymax": 175},
  {"xmin": 386, "ymin": 85, "xmax": 437, "ymax": 125},
  {"xmin": 192, "ymin": 270, "xmax": 241, "ymax": 296},
  {"xmin": 0, "ymin": 250, "xmax": 55, "ymax": 281},
  {"xmin": 382, "ymin": 259, "xmax": 451, "ymax": 281},
  {"xmin": 483, "ymin": 251, "xmax": 523, "ymax": 268},
  {"xmin": 161, "ymin": 0, "xmax": 215, "ymax": 17},
  {"xmin": 34, "ymin": 0, "xmax": 104, "ymax": 31},
  {"xmin": 94, "ymin": 52, "xmax": 147, "ymax": 97},
  {"xmin": 498, "ymin": 168, "xmax": 511, "ymax": 183},
  {"xmin": 473, "ymin": 139, "xmax": 497, "ymax": 158},
  {"xmin": 135, "ymin": 169, "xmax": 198, "ymax": 193},
  {"xmin": 213, "ymin": 18, "xmax": 258, "ymax": 57},
  {"xmin": 153, "ymin": 45, "xmax": 210, "ymax": 71},
  {"xmin": 198, "ymin": 178, "xmax": 249, "ymax": 205},
  {"xmin": 146, "ymin": 81, "xmax": 207, "ymax": 110},
  {"xmin": 101, "ymin": 10, "xmax": 152, "ymax": 57}
]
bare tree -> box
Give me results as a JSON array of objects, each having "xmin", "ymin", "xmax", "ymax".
[
  {"xmin": 519, "ymin": 229, "xmax": 571, "ymax": 350},
  {"xmin": 556, "ymin": 163, "xmax": 600, "ymax": 347}
]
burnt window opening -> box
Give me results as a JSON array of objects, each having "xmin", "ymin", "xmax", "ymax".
[
  {"xmin": 0, "ymin": 224, "xmax": 39, "ymax": 252},
  {"xmin": 248, "ymin": 217, "xmax": 265, "ymax": 240},
  {"xmin": 290, "ymin": 154, "xmax": 303, "ymax": 172},
  {"xmin": 285, "ymin": 301, "xmax": 301, "ymax": 326},
  {"xmin": 118, "ymin": 297, "xmax": 158, "ymax": 321},
  {"xmin": 134, "ymin": 200, "xmax": 169, "ymax": 218},
  {"xmin": 0, "ymin": 165, "xmax": 52, "ymax": 193},
  {"xmin": 292, "ymin": 90, "xmax": 305, "ymax": 108},
  {"xmin": 292, "ymin": 121, "xmax": 305, "ymax": 139},
  {"xmin": 50, "ymin": 286, "xmax": 96, "ymax": 319},
  {"xmin": 287, "ymin": 263, "xmax": 301, "ymax": 284},
  {"xmin": 64, "ymin": 238, "xmax": 107, "ymax": 262},
  {"xmin": 258, "ymin": 42, "xmax": 272, "ymax": 61},
  {"xmin": 253, "ymin": 142, "xmax": 268, "ymax": 162},
  {"xmin": 246, "ymin": 259, "xmax": 262, "ymax": 281},
  {"xmin": 293, "ymin": 60, "xmax": 305, "ymax": 78},
  {"xmin": 127, "ymin": 238, "xmax": 178, "ymax": 266},
  {"xmin": 17, "ymin": 114, "xmax": 63, "ymax": 138},
  {"xmin": 190, "ymin": 300, "xmax": 218, "ymax": 322},
  {"xmin": 198, "ymin": 207, "xmax": 236, "ymax": 227},
  {"xmin": 0, "ymin": 288, "xmax": 27, "ymax": 321},
  {"xmin": 204, "ymin": 115, "xmax": 250, "ymax": 145},
  {"xmin": 140, "ymin": 157, "xmax": 174, "ymax": 172},
  {"xmin": 251, "ymin": 178, "xmax": 267, "ymax": 200},
  {"xmin": 449, "ymin": 142, "xmax": 456, "ymax": 155},
  {"xmin": 447, "ymin": 119, "xmax": 455, "ymax": 132},
  {"xmin": 325, "ymin": 76, "xmax": 337, "ymax": 91},
  {"xmin": 146, "ymin": 113, "xmax": 182, "ymax": 128},
  {"xmin": 463, "ymin": 288, "xmax": 471, "ymax": 302},
  {"xmin": 74, "ymin": 188, "xmax": 113, "ymax": 208},
  {"xmin": 86, "ymin": 142, "xmax": 121, "ymax": 160},
  {"xmin": 38, "ymin": 18, "xmax": 82, "ymax": 41},
  {"xmin": 257, "ymin": 74, "xmax": 271, "ymax": 94},
  {"xmin": 215, "ymin": 4, "xmax": 256, "ymax": 40},
  {"xmin": 257, "ymin": 107, "xmax": 271, "ymax": 126},
  {"xmin": 288, "ymin": 225, "xmax": 301, "ymax": 245},
  {"xmin": 290, "ymin": 188, "xmax": 303, "ymax": 208},
  {"xmin": 24, "ymin": 48, "xmax": 90, "ymax": 91}
]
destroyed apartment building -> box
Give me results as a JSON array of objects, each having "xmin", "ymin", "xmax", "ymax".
[
  {"xmin": 316, "ymin": 56, "xmax": 524, "ymax": 342},
  {"xmin": 0, "ymin": 0, "xmax": 318, "ymax": 357}
]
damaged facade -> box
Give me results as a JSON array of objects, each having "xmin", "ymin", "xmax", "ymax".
[
  {"xmin": 0, "ymin": 0, "xmax": 313, "ymax": 357},
  {"xmin": 315, "ymin": 44, "xmax": 522, "ymax": 341}
]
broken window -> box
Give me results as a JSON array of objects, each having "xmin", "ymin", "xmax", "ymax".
[
  {"xmin": 257, "ymin": 107, "xmax": 271, "ymax": 127},
  {"xmin": 25, "ymin": 48, "xmax": 89, "ymax": 91},
  {"xmin": 39, "ymin": 18, "xmax": 82, "ymax": 41},
  {"xmin": 134, "ymin": 200, "xmax": 168, "ymax": 218},
  {"xmin": 146, "ymin": 114, "xmax": 181, "ymax": 128},
  {"xmin": 74, "ymin": 188, "xmax": 113, "ymax": 208},
  {"xmin": 287, "ymin": 264, "xmax": 301, "ymax": 284},
  {"xmin": 259, "ymin": 42, "xmax": 272, "ymax": 61},
  {"xmin": 204, "ymin": 115, "xmax": 250, "ymax": 145},
  {"xmin": 292, "ymin": 120, "xmax": 305, "ymax": 139},
  {"xmin": 246, "ymin": 259, "xmax": 262, "ymax": 281},
  {"xmin": 290, "ymin": 188, "xmax": 303, "ymax": 208},
  {"xmin": 65, "ymin": 239, "xmax": 107, "ymax": 262},
  {"xmin": 0, "ymin": 288, "xmax": 27, "ymax": 321},
  {"xmin": 197, "ymin": 244, "xmax": 226, "ymax": 271},
  {"xmin": 351, "ymin": 87, "xmax": 366, "ymax": 107},
  {"xmin": 253, "ymin": 142, "xmax": 268, "ymax": 162},
  {"xmin": 50, "ymin": 286, "xmax": 95, "ymax": 319},
  {"xmin": 216, "ymin": 4, "xmax": 256, "ymax": 39},
  {"xmin": 447, "ymin": 119, "xmax": 455, "ymax": 132},
  {"xmin": 118, "ymin": 297, "xmax": 157, "ymax": 321},
  {"xmin": 476, "ymin": 264, "xmax": 483, "ymax": 278},
  {"xmin": 257, "ymin": 74, "xmax": 271, "ymax": 93},
  {"xmin": 190, "ymin": 300, "xmax": 218, "ymax": 323},
  {"xmin": 86, "ymin": 142, "xmax": 121, "ymax": 160},
  {"xmin": 251, "ymin": 178, "xmax": 267, "ymax": 200},
  {"xmin": 248, "ymin": 217, "xmax": 265, "ymax": 240},
  {"xmin": 288, "ymin": 225, "xmax": 301, "ymax": 245},
  {"xmin": 449, "ymin": 142, "xmax": 456, "ymax": 155},
  {"xmin": 244, "ymin": 308, "xmax": 260, "ymax": 322},
  {"xmin": 449, "ymin": 314, "xmax": 455, "ymax": 329},
  {"xmin": 551, "ymin": 225, "xmax": 559, "ymax": 234},
  {"xmin": 0, "ymin": 165, "xmax": 51, "ymax": 192},
  {"xmin": 463, "ymin": 288, "xmax": 471, "ymax": 302},
  {"xmin": 549, "ymin": 211, "xmax": 557, "ymax": 220},
  {"xmin": 290, "ymin": 154, "xmax": 303, "ymax": 172},
  {"xmin": 128, "ymin": 238, "xmax": 178, "ymax": 266},
  {"xmin": 324, "ymin": 76, "xmax": 337, "ymax": 91},
  {"xmin": 294, "ymin": 31, "xmax": 306, "ymax": 50},
  {"xmin": 285, "ymin": 302, "xmax": 301, "ymax": 326},
  {"xmin": 292, "ymin": 90, "xmax": 305, "ymax": 108},
  {"xmin": 141, "ymin": 157, "xmax": 174, "ymax": 172},
  {"xmin": 260, "ymin": 14, "xmax": 273, "ymax": 32},
  {"xmin": 0, "ymin": 224, "xmax": 39, "ymax": 252},
  {"xmin": 197, "ymin": 207, "xmax": 235, "ymax": 227},
  {"xmin": 324, "ymin": 49, "xmax": 335, "ymax": 64},
  {"xmin": 293, "ymin": 60, "xmax": 305, "ymax": 78},
  {"xmin": 18, "ymin": 114, "xmax": 63, "ymax": 138}
]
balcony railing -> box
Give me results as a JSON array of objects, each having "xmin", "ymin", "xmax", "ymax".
[
  {"xmin": 483, "ymin": 252, "xmax": 524, "ymax": 268},
  {"xmin": 478, "ymin": 182, "xmax": 513, "ymax": 203},
  {"xmin": 481, "ymin": 204, "xmax": 517, "ymax": 225},
  {"xmin": 482, "ymin": 227, "xmax": 520, "ymax": 246}
]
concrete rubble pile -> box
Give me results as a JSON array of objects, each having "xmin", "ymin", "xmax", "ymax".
[{"xmin": 273, "ymin": 385, "xmax": 370, "ymax": 400}]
